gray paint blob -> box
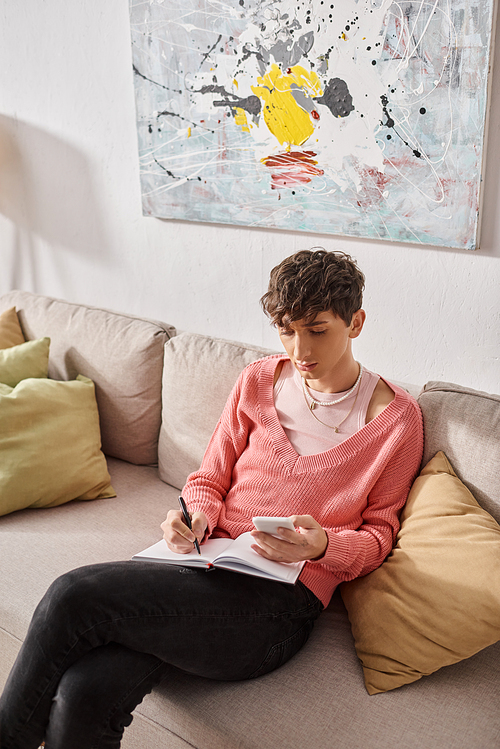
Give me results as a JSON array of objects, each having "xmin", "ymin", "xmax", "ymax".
[{"xmin": 315, "ymin": 78, "xmax": 354, "ymax": 117}]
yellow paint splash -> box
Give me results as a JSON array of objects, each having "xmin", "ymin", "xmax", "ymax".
[
  {"xmin": 234, "ymin": 107, "xmax": 251, "ymax": 133},
  {"xmin": 252, "ymin": 64, "xmax": 322, "ymax": 147},
  {"xmin": 187, "ymin": 127, "xmax": 191, "ymax": 138}
]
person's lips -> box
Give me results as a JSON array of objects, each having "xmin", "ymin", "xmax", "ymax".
[{"xmin": 296, "ymin": 361, "xmax": 317, "ymax": 372}]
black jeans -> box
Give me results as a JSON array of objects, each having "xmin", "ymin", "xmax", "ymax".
[{"xmin": 0, "ymin": 561, "xmax": 323, "ymax": 749}]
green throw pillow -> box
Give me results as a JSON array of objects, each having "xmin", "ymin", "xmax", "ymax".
[
  {"xmin": 0, "ymin": 337, "xmax": 50, "ymax": 387},
  {"xmin": 0, "ymin": 375, "xmax": 115, "ymax": 516}
]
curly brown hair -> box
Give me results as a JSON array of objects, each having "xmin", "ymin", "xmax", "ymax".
[{"xmin": 260, "ymin": 248, "xmax": 365, "ymax": 327}]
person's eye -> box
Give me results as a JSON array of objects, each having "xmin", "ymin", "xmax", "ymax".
[
  {"xmin": 310, "ymin": 330, "xmax": 327, "ymax": 336},
  {"xmin": 279, "ymin": 329, "xmax": 294, "ymax": 337}
]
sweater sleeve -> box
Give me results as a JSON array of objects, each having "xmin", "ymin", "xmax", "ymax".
[
  {"xmin": 180, "ymin": 369, "xmax": 252, "ymax": 536},
  {"xmin": 314, "ymin": 404, "xmax": 424, "ymax": 581}
]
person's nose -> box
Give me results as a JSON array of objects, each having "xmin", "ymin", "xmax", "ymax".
[{"xmin": 294, "ymin": 333, "xmax": 312, "ymax": 362}]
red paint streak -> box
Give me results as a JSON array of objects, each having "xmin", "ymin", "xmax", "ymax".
[
  {"xmin": 385, "ymin": 16, "xmax": 432, "ymax": 70},
  {"xmin": 439, "ymin": 177, "xmax": 478, "ymax": 210},
  {"xmin": 311, "ymin": 110, "xmax": 320, "ymax": 120},
  {"xmin": 353, "ymin": 163, "xmax": 392, "ymax": 208},
  {"xmin": 385, "ymin": 16, "xmax": 410, "ymax": 61},
  {"xmin": 262, "ymin": 150, "xmax": 324, "ymax": 189}
]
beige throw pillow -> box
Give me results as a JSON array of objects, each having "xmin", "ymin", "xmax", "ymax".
[
  {"xmin": 341, "ymin": 451, "xmax": 500, "ymax": 695},
  {"xmin": 159, "ymin": 332, "xmax": 277, "ymax": 489},
  {"xmin": 0, "ymin": 337, "xmax": 50, "ymax": 387},
  {"xmin": 0, "ymin": 375, "xmax": 115, "ymax": 516},
  {"xmin": 0, "ymin": 306, "xmax": 26, "ymax": 349}
]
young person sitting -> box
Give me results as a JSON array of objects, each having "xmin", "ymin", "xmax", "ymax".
[{"xmin": 0, "ymin": 249, "xmax": 423, "ymax": 749}]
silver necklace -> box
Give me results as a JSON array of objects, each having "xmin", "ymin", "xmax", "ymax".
[
  {"xmin": 302, "ymin": 375, "xmax": 362, "ymax": 433},
  {"xmin": 301, "ymin": 363, "xmax": 363, "ymax": 409}
]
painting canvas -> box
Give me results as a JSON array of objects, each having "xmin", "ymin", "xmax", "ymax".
[{"xmin": 129, "ymin": 0, "xmax": 496, "ymax": 249}]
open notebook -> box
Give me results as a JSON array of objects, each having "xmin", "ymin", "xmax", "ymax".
[{"xmin": 132, "ymin": 532, "xmax": 304, "ymax": 584}]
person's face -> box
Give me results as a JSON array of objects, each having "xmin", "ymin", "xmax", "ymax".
[{"xmin": 278, "ymin": 309, "xmax": 365, "ymax": 390}]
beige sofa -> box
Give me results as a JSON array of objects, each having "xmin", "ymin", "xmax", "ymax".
[{"xmin": 0, "ymin": 290, "xmax": 499, "ymax": 748}]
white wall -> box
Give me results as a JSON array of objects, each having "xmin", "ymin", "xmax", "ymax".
[{"xmin": 0, "ymin": 0, "xmax": 498, "ymax": 392}]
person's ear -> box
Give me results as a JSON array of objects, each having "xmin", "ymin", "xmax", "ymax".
[{"xmin": 348, "ymin": 309, "xmax": 366, "ymax": 339}]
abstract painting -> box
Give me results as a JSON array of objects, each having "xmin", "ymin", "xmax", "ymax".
[{"xmin": 130, "ymin": 0, "xmax": 496, "ymax": 249}]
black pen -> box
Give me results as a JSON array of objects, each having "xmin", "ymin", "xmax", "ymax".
[{"xmin": 178, "ymin": 496, "xmax": 201, "ymax": 555}]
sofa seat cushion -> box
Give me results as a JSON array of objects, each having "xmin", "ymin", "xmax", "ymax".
[
  {"xmin": 1, "ymin": 460, "xmax": 499, "ymax": 749},
  {"xmin": 126, "ymin": 591, "xmax": 500, "ymax": 749},
  {"xmin": 0, "ymin": 292, "xmax": 176, "ymax": 465},
  {"xmin": 159, "ymin": 332, "xmax": 277, "ymax": 489},
  {"xmin": 0, "ymin": 458, "xmax": 174, "ymax": 653}
]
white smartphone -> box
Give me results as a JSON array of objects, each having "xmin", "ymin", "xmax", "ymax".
[{"xmin": 252, "ymin": 516, "xmax": 296, "ymax": 537}]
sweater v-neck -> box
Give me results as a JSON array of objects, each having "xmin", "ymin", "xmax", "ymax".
[{"xmin": 256, "ymin": 354, "xmax": 407, "ymax": 474}]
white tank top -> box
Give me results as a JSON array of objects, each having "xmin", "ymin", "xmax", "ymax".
[{"xmin": 273, "ymin": 360, "xmax": 380, "ymax": 456}]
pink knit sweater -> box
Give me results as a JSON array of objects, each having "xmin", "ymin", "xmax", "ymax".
[{"xmin": 183, "ymin": 355, "xmax": 424, "ymax": 607}]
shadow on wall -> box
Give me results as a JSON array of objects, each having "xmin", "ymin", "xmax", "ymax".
[{"xmin": 0, "ymin": 114, "xmax": 113, "ymax": 293}]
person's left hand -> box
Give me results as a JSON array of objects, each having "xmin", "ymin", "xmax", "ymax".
[{"xmin": 250, "ymin": 515, "xmax": 328, "ymax": 563}]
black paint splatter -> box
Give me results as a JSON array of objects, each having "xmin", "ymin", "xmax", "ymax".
[
  {"xmin": 380, "ymin": 95, "xmax": 394, "ymax": 128},
  {"xmin": 156, "ymin": 109, "xmax": 216, "ymax": 134},
  {"xmin": 154, "ymin": 158, "xmax": 203, "ymax": 182},
  {"xmin": 199, "ymin": 35, "xmax": 222, "ymax": 69},
  {"xmin": 154, "ymin": 158, "xmax": 179, "ymax": 180},
  {"xmin": 381, "ymin": 95, "xmax": 422, "ymax": 158},
  {"xmin": 133, "ymin": 65, "xmax": 182, "ymax": 95}
]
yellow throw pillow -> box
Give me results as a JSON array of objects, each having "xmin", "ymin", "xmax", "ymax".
[
  {"xmin": 341, "ymin": 451, "xmax": 500, "ymax": 695},
  {"xmin": 0, "ymin": 337, "xmax": 50, "ymax": 387},
  {"xmin": 0, "ymin": 307, "xmax": 26, "ymax": 349},
  {"xmin": 0, "ymin": 375, "xmax": 115, "ymax": 516}
]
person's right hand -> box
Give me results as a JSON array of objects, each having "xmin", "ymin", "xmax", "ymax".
[{"xmin": 160, "ymin": 510, "xmax": 208, "ymax": 554}]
